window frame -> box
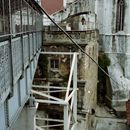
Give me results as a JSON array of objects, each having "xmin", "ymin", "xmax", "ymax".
[
  {"xmin": 50, "ymin": 58, "xmax": 60, "ymax": 70},
  {"xmin": 116, "ymin": 0, "xmax": 125, "ymax": 32}
]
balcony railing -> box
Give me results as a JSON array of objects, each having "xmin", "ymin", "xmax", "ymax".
[
  {"xmin": 44, "ymin": 30, "xmax": 97, "ymax": 45},
  {"xmin": 0, "ymin": 31, "xmax": 42, "ymax": 105}
]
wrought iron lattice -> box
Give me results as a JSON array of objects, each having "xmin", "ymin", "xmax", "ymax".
[
  {"xmin": 0, "ymin": 41, "xmax": 11, "ymax": 101},
  {"xmin": 33, "ymin": 33, "xmax": 37, "ymax": 54},
  {"xmin": 23, "ymin": 35, "xmax": 29, "ymax": 67},
  {"xmin": 29, "ymin": 34, "xmax": 33, "ymax": 60},
  {"xmin": 12, "ymin": 37, "xmax": 22, "ymax": 83}
]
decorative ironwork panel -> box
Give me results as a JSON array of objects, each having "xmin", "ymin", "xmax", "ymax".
[
  {"xmin": 33, "ymin": 33, "xmax": 37, "ymax": 54},
  {"xmin": 35, "ymin": 32, "xmax": 37, "ymax": 52},
  {"xmin": 29, "ymin": 34, "xmax": 33, "ymax": 60},
  {"xmin": 38, "ymin": 32, "xmax": 42, "ymax": 49},
  {"xmin": 0, "ymin": 41, "xmax": 11, "ymax": 101},
  {"xmin": 23, "ymin": 35, "xmax": 29, "ymax": 67},
  {"xmin": 36, "ymin": 32, "xmax": 39, "ymax": 50},
  {"xmin": 40, "ymin": 32, "xmax": 42, "ymax": 48},
  {"xmin": 12, "ymin": 37, "xmax": 22, "ymax": 82}
]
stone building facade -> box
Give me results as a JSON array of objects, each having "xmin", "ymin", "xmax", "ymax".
[
  {"xmin": 51, "ymin": 0, "xmax": 96, "ymax": 30},
  {"xmin": 35, "ymin": 0, "xmax": 130, "ymax": 129},
  {"xmin": 35, "ymin": 29, "xmax": 98, "ymax": 130},
  {"xmin": 96, "ymin": 0, "xmax": 130, "ymax": 113},
  {"xmin": 36, "ymin": 1, "xmax": 97, "ymax": 130}
]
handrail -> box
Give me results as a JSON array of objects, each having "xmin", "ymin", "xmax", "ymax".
[{"xmin": 0, "ymin": 30, "xmax": 42, "ymax": 38}]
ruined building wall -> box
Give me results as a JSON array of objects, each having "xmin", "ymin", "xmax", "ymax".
[
  {"xmin": 42, "ymin": 28, "xmax": 98, "ymax": 130},
  {"xmin": 52, "ymin": 0, "xmax": 96, "ymax": 25},
  {"xmin": 79, "ymin": 42, "xmax": 98, "ymax": 110},
  {"xmin": 96, "ymin": 0, "xmax": 130, "ymax": 110}
]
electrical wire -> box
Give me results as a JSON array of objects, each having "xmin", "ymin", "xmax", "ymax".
[{"xmin": 40, "ymin": 7, "xmax": 120, "ymax": 87}]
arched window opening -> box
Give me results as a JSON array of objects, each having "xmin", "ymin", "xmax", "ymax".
[
  {"xmin": 81, "ymin": 17, "xmax": 86, "ymax": 25},
  {"xmin": 116, "ymin": 0, "xmax": 125, "ymax": 32}
]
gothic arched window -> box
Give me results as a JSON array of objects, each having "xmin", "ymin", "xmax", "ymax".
[{"xmin": 116, "ymin": 0, "xmax": 125, "ymax": 32}]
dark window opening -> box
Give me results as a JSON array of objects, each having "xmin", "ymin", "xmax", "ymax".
[
  {"xmin": 81, "ymin": 17, "xmax": 86, "ymax": 25},
  {"xmin": 50, "ymin": 59, "xmax": 59, "ymax": 69},
  {"xmin": 116, "ymin": 0, "xmax": 125, "ymax": 32}
]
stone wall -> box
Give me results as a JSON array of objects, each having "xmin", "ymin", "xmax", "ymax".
[
  {"xmin": 96, "ymin": 0, "xmax": 130, "ymax": 112},
  {"xmin": 51, "ymin": 0, "xmax": 96, "ymax": 29},
  {"xmin": 80, "ymin": 42, "xmax": 98, "ymax": 130},
  {"xmin": 43, "ymin": 30, "xmax": 97, "ymax": 44},
  {"xmin": 43, "ymin": 29, "xmax": 98, "ymax": 130}
]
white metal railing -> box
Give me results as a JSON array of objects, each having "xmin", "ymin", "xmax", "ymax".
[{"xmin": 32, "ymin": 52, "xmax": 78, "ymax": 130}]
